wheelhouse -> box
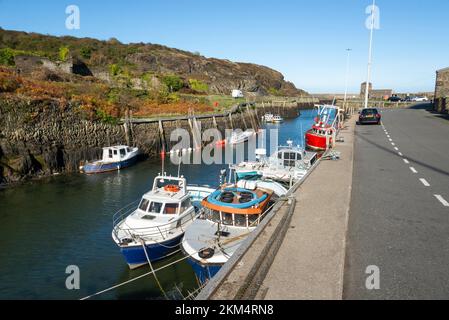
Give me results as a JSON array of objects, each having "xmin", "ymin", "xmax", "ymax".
[
  {"xmin": 137, "ymin": 196, "xmax": 192, "ymax": 219},
  {"xmin": 102, "ymin": 146, "xmax": 135, "ymax": 163},
  {"xmin": 203, "ymin": 207, "xmax": 262, "ymax": 228}
]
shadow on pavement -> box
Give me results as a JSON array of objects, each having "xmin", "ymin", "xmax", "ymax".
[
  {"xmin": 355, "ymin": 129, "xmax": 449, "ymax": 178},
  {"xmin": 408, "ymin": 103, "xmax": 449, "ymax": 122}
]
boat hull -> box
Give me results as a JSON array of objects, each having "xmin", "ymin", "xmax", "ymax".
[
  {"xmin": 119, "ymin": 234, "xmax": 184, "ymax": 269},
  {"xmin": 305, "ymin": 130, "xmax": 330, "ymax": 151},
  {"xmin": 186, "ymin": 256, "xmax": 222, "ymax": 284},
  {"xmin": 83, "ymin": 156, "xmax": 138, "ymax": 174}
]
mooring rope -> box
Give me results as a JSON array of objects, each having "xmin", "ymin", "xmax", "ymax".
[
  {"xmin": 80, "ymin": 248, "xmax": 191, "ymax": 300},
  {"xmin": 141, "ymin": 239, "xmax": 169, "ymax": 300}
]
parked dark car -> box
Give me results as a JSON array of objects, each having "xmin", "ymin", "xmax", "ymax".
[
  {"xmin": 403, "ymin": 96, "xmax": 413, "ymax": 102},
  {"xmin": 388, "ymin": 96, "xmax": 402, "ymax": 102},
  {"xmin": 358, "ymin": 108, "xmax": 381, "ymax": 125}
]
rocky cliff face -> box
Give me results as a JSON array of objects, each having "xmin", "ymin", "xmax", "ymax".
[
  {"xmin": 0, "ymin": 97, "xmax": 278, "ymax": 185},
  {"xmin": 0, "ymin": 29, "xmax": 306, "ymax": 96}
]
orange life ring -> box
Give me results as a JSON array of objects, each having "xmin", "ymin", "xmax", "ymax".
[{"xmin": 164, "ymin": 185, "xmax": 180, "ymax": 193}]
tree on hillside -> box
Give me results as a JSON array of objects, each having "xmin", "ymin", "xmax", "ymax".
[{"xmin": 162, "ymin": 75, "xmax": 184, "ymax": 92}]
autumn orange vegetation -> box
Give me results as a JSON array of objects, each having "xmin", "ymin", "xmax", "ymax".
[{"xmin": 0, "ymin": 66, "xmax": 215, "ymax": 119}]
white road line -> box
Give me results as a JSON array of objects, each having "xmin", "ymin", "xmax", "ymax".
[
  {"xmin": 420, "ymin": 179, "xmax": 430, "ymax": 187},
  {"xmin": 394, "ymin": 147, "xmax": 399, "ymax": 151},
  {"xmin": 435, "ymin": 195, "xmax": 449, "ymax": 207},
  {"xmin": 410, "ymin": 167, "xmax": 418, "ymax": 173},
  {"xmin": 388, "ymin": 138, "xmax": 392, "ymax": 141},
  {"xmin": 398, "ymin": 152, "xmax": 403, "ymax": 156},
  {"xmin": 403, "ymin": 159, "xmax": 410, "ymax": 164},
  {"xmin": 391, "ymin": 143, "xmax": 396, "ymax": 146}
]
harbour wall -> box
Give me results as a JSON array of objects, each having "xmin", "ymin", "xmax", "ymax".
[{"xmin": 0, "ymin": 99, "xmax": 311, "ymax": 185}]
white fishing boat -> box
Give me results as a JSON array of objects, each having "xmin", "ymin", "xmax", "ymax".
[
  {"xmin": 261, "ymin": 113, "xmax": 274, "ymax": 122},
  {"xmin": 228, "ymin": 130, "xmax": 254, "ymax": 145},
  {"xmin": 231, "ymin": 140, "xmax": 317, "ymax": 185},
  {"xmin": 80, "ymin": 145, "xmax": 140, "ymax": 174},
  {"xmin": 112, "ymin": 174, "xmax": 215, "ymax": 269},
  {"xmin": 262, "ymin": 113, "xmax": 283, "ymax": 123},
  {"xmin": 272, "ymin": 115, "xmax": 284, "ymax": 123}
]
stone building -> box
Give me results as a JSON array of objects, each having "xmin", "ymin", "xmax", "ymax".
[
  {"xmin": 360, "ymin": 82, "xmax": 393, "ymax": 100},
  {"xmin": 434, "ymin": 67, "xmax": 449, "ymax": 113}
]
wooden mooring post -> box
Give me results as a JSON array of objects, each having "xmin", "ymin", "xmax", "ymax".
[{"xmin": 158, "ymin": 120, "xmax": 166, "ymax": 152}]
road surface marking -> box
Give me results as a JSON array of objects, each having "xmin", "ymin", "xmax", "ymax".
[
  {"xmin": 391, "ymin": 143, "xmax": 396, "ymax": 146},
  {"xmin": 394, "ymin": 147, "xmax": 399, "ymax": 151},
  {"xmin": 410, "ymin": 167, "xmax": 418, "ymax": 173},
  {"xmin": 398, "ymin": 152, "xmax": 404, "ymax": 156},
  {"xmin": 388, "ymin": 138, "xmax": 392, "ymax": 141},
  {"xmin": 420, "ymin": 179, "xmax": 430, "ymax": 187},
  {"xmin": 435, "ymin": 195, "xmax": 449, "ymax": 207},
  {"xmin": 403, "ymin": 159, "xmax": 410, "ymax": 164}
]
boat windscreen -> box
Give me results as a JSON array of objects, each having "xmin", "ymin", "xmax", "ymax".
[
  {"xmin": 139, "ymin": 199, "xmax": 150, "ymax": 211},
  {"xmin": 148, "ymin": 202, "xmax": 163, "ymax": 214}
]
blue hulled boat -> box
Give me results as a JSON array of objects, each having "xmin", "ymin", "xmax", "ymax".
[
  {"xmin": 81, "ymin": 145, "xmax": 140, "ymax": 174},
  {"xmin": 112, "ymin": 175, "xmax": 214, "ymax": 269}
]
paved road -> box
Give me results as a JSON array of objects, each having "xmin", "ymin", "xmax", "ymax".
[{"xmin": 344, "ymin": 104, "xmax": 449, "ymax": 299}]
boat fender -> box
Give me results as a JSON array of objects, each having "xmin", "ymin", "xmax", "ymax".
[{"xmin": 199, "ymin": 247, "xmax": 215, "ymax": 259}]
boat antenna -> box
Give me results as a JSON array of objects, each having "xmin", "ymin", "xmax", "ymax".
[
  {"xmin": 177, "ymin": 158, "xmax": 182, "ymax": 178},
  {"xmin": 364, "ymin": 0, "xmax": 376, "ymax": 109}
]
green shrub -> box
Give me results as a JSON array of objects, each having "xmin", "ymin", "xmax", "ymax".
[
  {"xmin": 79, "ymin": 46, "xmax": 92, "ymax": 59},
  {"xmin": 109, "ymin": 64, "xmax": 121, "ymax": 76},
  {"xmin": 96, "ymin": 109, "xmax": 118, "ymax": 124},
  {"xmin": 162, "ymin": 74, "xmax": 184, "ymax": 92},
  {"xmin": 0, "ymin": 48, "xmax": 15, "ymax": 66},
  {"xmin": 268, "ymin": 87, "xmax": 281, "ymax": 96},
  {"xmin": 189, "ymin": 79, "xmax": 209, "ymax": 92},
  {"xmin": 59, "ymin": 46, "xmax": 70, "ymax": 61},
  {"xmin": 168, "ymin": 92, "xmax": 180, "ymax": 103}
]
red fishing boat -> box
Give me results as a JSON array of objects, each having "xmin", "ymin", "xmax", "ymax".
[{"xmin": 305, "ymin": 105, "xmax": 341, "ymax": 151}]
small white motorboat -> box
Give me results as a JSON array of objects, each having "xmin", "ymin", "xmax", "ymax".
[
  {"xmin": 232, "ymin": 140, "xmax": 317, "ymax": 185},
  {"xmin": 80, "ymin": 145, "xmax": 140, "ymax": 174},
  {"xmin": 228, "ymin": 130, "xmax": 254, "ymax": 145},
  {"xmin": 112, "ymin": 174, "xmax": 215, "ymax": 269}
]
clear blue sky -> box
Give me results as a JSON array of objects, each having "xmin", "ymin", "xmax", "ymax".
[{"xmin": 1, "ymin": 0, "xmax": 448, "ymax": 93}]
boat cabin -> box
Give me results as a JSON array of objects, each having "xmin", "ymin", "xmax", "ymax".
[
  {"xmin": 136, "ymin": 176, "xmax": 192, "ymax": 219},
  {"xmin": 201, "ymin": 187, "xmax": 273, "ymax": 229},
  {"xmin": 102, "ymin": 146, "xmax": 135, "ymax": 163},
  {"xmin": 272, "ymin": 143, "xmax": 305, "ymax": 168}
]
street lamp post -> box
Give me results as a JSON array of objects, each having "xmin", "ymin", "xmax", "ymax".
[
  {"xmin": 344, "ymin": 48, "xmax": 352, "ymax": 113},
  {"xmin": 364, "ymin": 0, "xmax": 376, "ymax": 109}
]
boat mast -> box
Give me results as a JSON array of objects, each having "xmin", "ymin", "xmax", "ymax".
[{"xmin": 364, "ymin": 0, "xmax": 376, "ymax": 109}]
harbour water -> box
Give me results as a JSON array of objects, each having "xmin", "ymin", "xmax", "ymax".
[{"xmin": 0, "ymin": 109, "xmax": 317, "ymax": 300}]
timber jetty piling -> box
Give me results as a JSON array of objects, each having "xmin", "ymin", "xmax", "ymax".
[{"xmin": 120, "ymin": 98, "xmax": 318, "ymax": 155}]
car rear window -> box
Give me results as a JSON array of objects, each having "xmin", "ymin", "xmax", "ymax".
[{"xmin": 362, "ymin": 109, "xmax": 378, "ymax": 115}]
